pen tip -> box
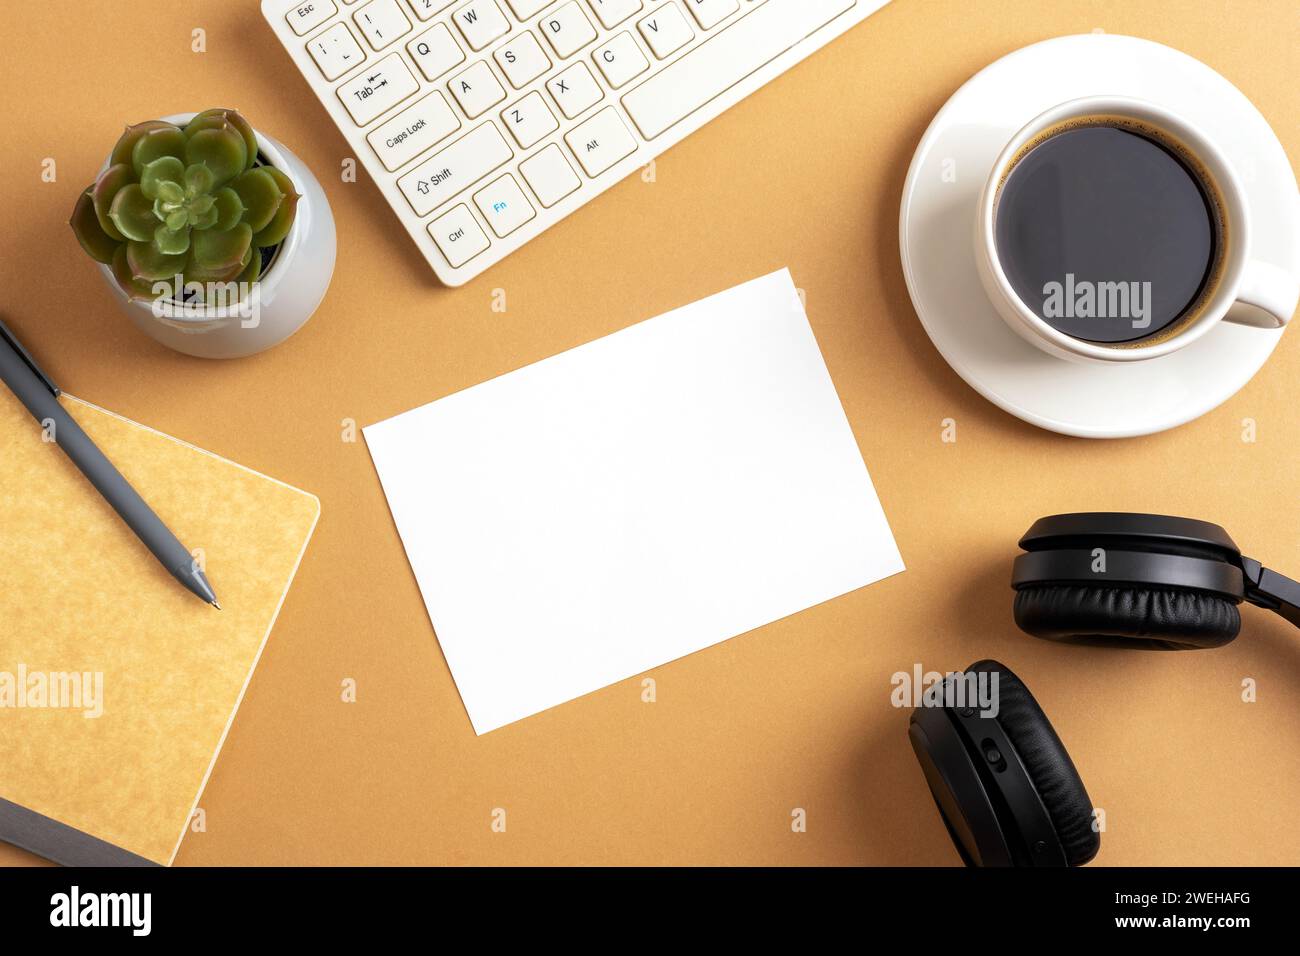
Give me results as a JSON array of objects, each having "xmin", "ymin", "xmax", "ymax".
[{"xmin": 211, "ymin": 600, "xmax": 222, "ymax": 610}]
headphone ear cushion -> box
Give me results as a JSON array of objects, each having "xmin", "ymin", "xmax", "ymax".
[
  {"xmin": 969, "ymin": 660, "xmax": 1100, "ymax": 867},
  {"xmin": 1014, "ymin": 584, "xmax": 1240, "ymax": 651}
]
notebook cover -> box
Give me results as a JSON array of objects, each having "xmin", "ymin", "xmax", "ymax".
[{"xmin": 0, "ymin": 390, "xmax": 319, "ymax": 865}]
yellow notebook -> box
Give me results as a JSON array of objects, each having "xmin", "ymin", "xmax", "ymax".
[{"xmin": 0, "ymin": 388, "xmax": 319, "ymax": 865}]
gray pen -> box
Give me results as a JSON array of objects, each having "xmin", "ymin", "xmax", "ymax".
[{"xmin": 0, "ymin": 316, "xmax": 219, "ymax": 609}]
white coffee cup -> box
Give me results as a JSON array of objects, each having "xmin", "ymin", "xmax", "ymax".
[{"xmin": 975, "ymin": 95, "xmax": 1298, "ymax": 363}]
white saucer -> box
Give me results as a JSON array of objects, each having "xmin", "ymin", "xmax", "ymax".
[{"xmin": 899, "ymin": 34, "xmax": 1299, "ymax": 438}]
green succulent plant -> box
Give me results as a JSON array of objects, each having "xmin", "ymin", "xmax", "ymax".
[{"xmin": 70, "ymin": 109, "xmax": 300, "ymax": 302}]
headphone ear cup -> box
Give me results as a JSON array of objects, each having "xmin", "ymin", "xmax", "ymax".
[
  {"xmin": 1014, "ymin": 584, "xmax": 1240, "ymax": 651},
  {"xmin": 969, "ymin": 660, "xmax": 1100, "ymax": 867}
]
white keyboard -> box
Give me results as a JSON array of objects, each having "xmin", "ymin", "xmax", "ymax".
[{"xmin": 263, "ymin": 0, "xmax": 889, "ymax": 286}]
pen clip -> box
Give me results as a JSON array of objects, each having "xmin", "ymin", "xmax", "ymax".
[{"xmin": 0, "ymin": 315, "xmax": 60, "ymax": 397}]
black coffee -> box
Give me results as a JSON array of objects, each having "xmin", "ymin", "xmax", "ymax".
[{"xmin": 994, "ymin": 117, "xmax": 1223, "ymax": 344}]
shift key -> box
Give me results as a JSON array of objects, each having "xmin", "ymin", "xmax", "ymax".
[{"xmin": 397, "ymin": 123, "xmax": 513, "ymax": 216}]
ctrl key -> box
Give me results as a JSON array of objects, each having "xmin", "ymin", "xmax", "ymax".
[{"xmin": 429, "ymin": 204, "xmax": 490, "ymax": 268}]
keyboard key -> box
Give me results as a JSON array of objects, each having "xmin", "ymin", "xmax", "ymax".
[
  {"xmin": 353, "ymin": 0, "xmax": 413, "ymax": 49},
  {"xmin": 564, "ymin": 106, "xmax": 637, "ymax": 176},
  {"xmin": 337, "ymin": 53, "xmax": 420, "ymax": 125},
  {"xmin": 494, "ymin": 31, "xmax": 551, "ymax": 89},
  {"xmin": 587, "ymin": 0, "xmax": 642, "ymax": 29},
  {"xmin": 452, "ymin": 0, "xmax": 510, "ymax": 53},
  {"xmin": 398, "ymin": 122, "xmax": 514, "ymax": 215},
  {"xmin": 502, "ymin": 91, "xmax": 559, "ymax": 149},
  {"xmin": 505, "ymin": 0, "xmax": 552, "ymax": 17},
  {"xmin": 286, "ymin": 0, "xmax": 337, "ymax": 36},
  {"xmin": 428, "ymin": 203, "xmax": 490, "ymax": 266},
  {"xmin": 623, "ymin": 0, "xmax": 853, "ymax": 139},
  {"xmin": 408, "ymin": 23, "xmax": 465, "ymax": 80},
  {"xmin": 540, "ymin": 2, "xmax": 598, "ymax": 59},
  {"xmin": 474, "ymin": 174, "xmax": 536, "ymax": 236},
  {"xmin": 448, "ymin": 61, "xmax": 506, "ymax": 118},
  {"xmin": 406, "ymin": 0, "xmax": 455, "ymax": 19},
  {"xmin": 308, "ymin": 22, "xmax": 367, "ymax": 81},
  {"xmin": 547, "ymin": 62, "xmax": 602, "ymax": 119},
  {"xmin": 520, "ymin": 144, "xmax": 581, "ymax": 207},
  {"xmin": 367, "ymin": 91, "xmax": 462, "ymax": 170},
  {"xmin": 683, "ymin": 0, "xmax": 738, "ymax": 30},
  {"xmin": 637, "ymin": 3, "xmax": 693, "ymax": 59},
  {"xmin": 592, "ymin": 31, "xmax": 648, "ymax": 89}
]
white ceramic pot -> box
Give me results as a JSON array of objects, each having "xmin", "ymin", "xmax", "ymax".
[{"xmin": 96, "ymin": 112, "xmax": 336, "ymax": 359}]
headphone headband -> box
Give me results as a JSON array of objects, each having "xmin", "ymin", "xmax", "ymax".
[
  {"xmin": 1018, "ymin": 512, "xmax": 1240, "ymax": 556},
  {"xmin": 1242, "ymin": 558, "xmax": 1300, "ymax": 627}
]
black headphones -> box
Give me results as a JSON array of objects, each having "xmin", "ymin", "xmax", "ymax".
[
  {"xmin": 1011, "ymin": 512, "xmax": 1300, "ymax": 650},
  {"xmin": 908, "ymin": 659, "xmax": 1100, "ymax": 867},
  {"xmin": 909, "ymin": 513, "xmax": 1299, "ymax": 866}
]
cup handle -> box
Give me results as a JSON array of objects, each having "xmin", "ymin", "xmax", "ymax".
[{"xmin": 1224, "ymin": 259, "xmax": 1299, "ymax": 329}]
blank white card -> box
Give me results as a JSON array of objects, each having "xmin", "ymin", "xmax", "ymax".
[{"xmin": 365, "ymin": 270, "xmax": 904, "ymax": 733}]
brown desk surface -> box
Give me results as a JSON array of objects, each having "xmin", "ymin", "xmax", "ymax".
[{"xmin": 1, "ymin": 0, "xmax": 1296, "ymax": 866}]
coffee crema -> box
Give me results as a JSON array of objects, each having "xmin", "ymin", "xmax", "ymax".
[{"xmin": 993, "ymin": 114, "xmax": 1228, "ymax": 346}]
